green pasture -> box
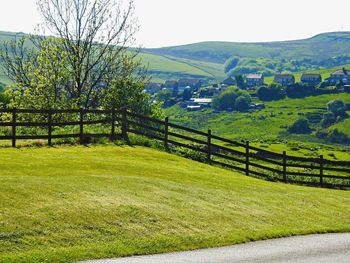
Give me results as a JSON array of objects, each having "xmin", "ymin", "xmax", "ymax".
[{"xmin": 164, "ymin": 94, "xmax": 350, "ymax": 159}]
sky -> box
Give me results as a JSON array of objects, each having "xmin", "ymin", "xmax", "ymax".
[{"xmin": 1, "ymin": 0, "xmax": 350, "ymax": 48}]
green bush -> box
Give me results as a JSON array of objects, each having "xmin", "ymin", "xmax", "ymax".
[
  {"xmin": 327, "ymin": 99, "xmax": 346, "ymax": 117},
  {"xmin": 288, "ymin": 118, "xmax": 312, "ymax": 134},
  {"xmin": 212, "ymin": 87, "xmax": 251, "ymax": 112},
  {"xmin": 321, "ymin": 112, "xmax": 336, "ymax": 128},
  {"xmin": 257, "ymin": 84, "xmax": 285, "ymax": 101}
]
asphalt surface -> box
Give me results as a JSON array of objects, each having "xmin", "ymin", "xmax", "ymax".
[{"xmin": 82, "ymin": 233, "xmax": 350, "ymax": 263}]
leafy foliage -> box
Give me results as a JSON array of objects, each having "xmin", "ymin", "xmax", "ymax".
[
  {"xmin": 224, "ymin": 56, "xmax": 240, "ymax": 73},
  {"xmin": 212, "ymin": 87, "xmax": 251, "ymax": 111},
  {"xmin": 286, "ymin": 83, "xmax": 315, "ymax": 98},
  {"xmin": 257, "ymin": 84, "xmax": 285, "ymax": 101},
  {"xmin": 288, "ymin": 118, "xmax": 312, "ymax": 134},
  {"xmin": 0, "ymin": 0, "xmax": 161, "ymax": 118},
  {"xmin": 327, "ymin": 99, "xmax": 347, "ymax": 117}
]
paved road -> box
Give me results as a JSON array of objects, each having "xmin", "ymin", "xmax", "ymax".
[{"xmin": 83, "ymin": 233, "xmax": 350, "ymax": 263}]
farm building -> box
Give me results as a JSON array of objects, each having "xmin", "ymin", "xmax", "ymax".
[
  {"xmin": 274, "ymin": 74, "xmax": 295, "ymax": 86},
  {"xmin": 301, "ymin": 74, "xmax": 322, "ymax": 86},
  {"xmin": 326, "ymin": 68, "xmax": 350, "ymax": 84},
  {"xmin": 245, "ymin": 74, "xmax": 264, "ymax": 87}
]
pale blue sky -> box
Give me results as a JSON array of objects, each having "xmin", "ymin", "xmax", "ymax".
[{"xmin": 1, "ymin": 0, "xmax": 350, "ymax": 47}]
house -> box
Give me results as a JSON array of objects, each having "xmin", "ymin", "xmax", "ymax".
[
  {"xmin": 327, "ymin": 68, "xmax": 350, "ymax": 84},
  {"xmin": 164, "ymin": 80, "xmax": 178, "ymax": 92},
  {"xmin": 178, "ymin": 79, "xmax": 202, "ymax": 92},
  {"xmin": 182, "ymin": 98, "xmax": 212, "ymax": 111},
  {"xmin": 301, "ymin": 74, "xmax": 322, "ymax": 86},
  {"xmin": 145, "ymin": 83, "xmax": 162, "ymax": 94},
  {"xmin": 190, "ymin": 98, "xmax": 212, "ymax": 107},
  {"xmin": 245, "ymin": 74, "xmax": 264, "ymax": 87},
  {"xmin": 221, "ymin": 77, "xmax": 236, "ymax": 86},
  {"xmin": 274, "ymin": 74, "xmax": 295, "ymax": 86}
]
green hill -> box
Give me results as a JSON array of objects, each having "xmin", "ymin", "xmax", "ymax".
[
  {"xmin": 0, "ymin": 31, "xmax": 222, "ymax": 83},
  {"xmin": 1, "ymin": 145, "xmax": 350, "ymax": 262},
  {"xmin": 164, "ymin": 92, "xmax": 350, "ymax": 159},
  {"xmin": 145, "ymin": 32, "xmax": 350, "ymax": 63},
  {"xmin": 139, "ymin": 53, "xmax": 221, "ymax": 82},
  {"xmin": 2, "ymin": 31, "xmax": 350, "ymax": 83}
]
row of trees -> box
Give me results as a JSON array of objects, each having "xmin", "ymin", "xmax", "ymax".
[
  {"xmin": 0, "ymin": 0, "xmax": 160, "ymax": 118},
  {"xmin": 224, "ymin": 54, "xmax": 350, "ymax": 77},
  {"xmin": 256, "ymin": 82, "xmax": 346, "ymax": 102}
]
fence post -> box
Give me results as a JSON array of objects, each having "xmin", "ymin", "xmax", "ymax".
[
  {"xmin": 207, "ymin": 129, "xmax": 212, "ymax": 164},
  {"xmin": 121, "ymin": 107, "xmax": 128, "ymax": 140},
  {"xmin": 164, "ymin": 117, "xmax": 169, "ymax": 150},
  {"xmin": 12, "ymin": 108, "xmax": 16, "ymax": 147},
  {"xmin": 111, "ymin": 108, "xmax": 116, "ymax": 141},
  {"xmin": 283, "ymin": 151, "xmax": 287, "ymax": 183},
  {"xmin": 245, "ymin": 141, "xmax": 249, "ymax": 176},
  {"xmin": 319, "ymin": 155, "xmax": 324, "ymax": 187},
  {"xmin": 48, "ymin": 109, "xmax": 52, "ymax": 146},
  {"xmin": 79, "ymin": 108, "xmax": 84, "ymax": 144}
]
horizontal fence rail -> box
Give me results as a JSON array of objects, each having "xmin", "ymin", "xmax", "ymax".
[{"xmin": 0, "ymin": 108, "xmax": 349, "ymax": 189}]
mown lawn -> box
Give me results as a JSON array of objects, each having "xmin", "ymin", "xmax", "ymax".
[{"xmin": 0, "ymin": 145, "xmax": 350, "ymax": 263}]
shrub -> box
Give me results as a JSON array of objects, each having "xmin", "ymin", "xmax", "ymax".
[
  {"xmin": 327, "ymin": 129, "xmax": 350, "ymax": 144},
  {"xmin": 257, "ymin": 84, "xmax": 285, "ymax": 101},
  {"xmin": 286, "ymin": 83, "xmax": 315, "ymax": 98},
  {"xmin": 327, "ymin": 99, "xmax": 346, "ymax": 117},
  {"xmin": 234, "ymin": 95, "xmax": 251, "ymax": 112},
  {"xmin": 288, "ymin": 118, "xmax": 312, "ymax": 134},
  {"xmin": 321, "ymin": 112, "xmax": 336, "ymax": 128}
]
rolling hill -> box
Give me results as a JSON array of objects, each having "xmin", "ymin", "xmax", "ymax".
[
  {"xmin": 2, "ymin": 31, "xmax": 350, "ymax": 83},
  {"xmin": 0, "ymin": 31, "xmax": 222, "ymax": 84},
  {"xmin": 144, "ymin": 32, "xmax": 350, "ymax": 63}
]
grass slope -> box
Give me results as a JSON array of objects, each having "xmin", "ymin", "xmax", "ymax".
[
  {"xmin": 164, "ymin": 93, "xmax": 350, "ymax": 159},
  {"xmin": 146, "ymin": 32, "xmax": 350, "ymax": 63},
  {"xmin": 0, "ymin": 31, "xmax": 220, "ymax": 83},
  {"xmin": 0, "ymin": 145, "xmax": 350, "ymax": 262},
  {"xmin": 139, "ymin": 53, "xmax": 214, "ymax": 81}
]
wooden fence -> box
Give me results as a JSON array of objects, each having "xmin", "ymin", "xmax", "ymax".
[{"xmin": 0, "ymin": 108, "xmax": 349, "ymax": 189}]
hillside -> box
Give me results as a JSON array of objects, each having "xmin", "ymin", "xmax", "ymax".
[
  {"xmin": 145, "ymin": 32, "xmax": 350, "ymax": 63},
  {"xmin": 0, "ymin": 31, "xmax": 222, "ymax": 84},
  {"xmin": 139, "ymin": 53, "xmax": 222, "ymax": 82},
  {"xmin": 3, "ymin": 31, "xmax": 350, "ymax": 83},
  {"xmin": 1, "ymin": 145, "xmax": 350, "ymax": 262},
  {"xmin": 165, "ymin": 93, "xmax": 350, "ymax": 159}
]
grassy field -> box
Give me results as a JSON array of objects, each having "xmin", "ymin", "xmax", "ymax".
[
  {"xmin": 0, "ymin": 145, "xmax": 350, "ymax": 262},
  {"xmin": 164, "ymin": 93, "xmax": 350, "ymax": 159},
  {"xmin": 139, "ymin": 53, "xmax": 213, "ymax": 79}
]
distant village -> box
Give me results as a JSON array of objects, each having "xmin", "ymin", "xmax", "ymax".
[{"xmin": 145, "ymin": 69, "xmax": 350, "ymax": 111}]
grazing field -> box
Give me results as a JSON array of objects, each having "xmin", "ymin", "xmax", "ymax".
[
  {"xmin": 0, "ymin": 145, "xmax": 350, "ymax": 262},
  {"xmin": 164, "ymin": 93, "xmax": 350, "ymax": 159},
  {"xmin": 138, "ymin": 52, "xmax": 218, "ymax": 81}
]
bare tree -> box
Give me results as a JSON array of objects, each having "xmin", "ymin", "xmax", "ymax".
[{"xmin": 37, "ymin": 0, "xmax": 139, "ymax": 108}]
